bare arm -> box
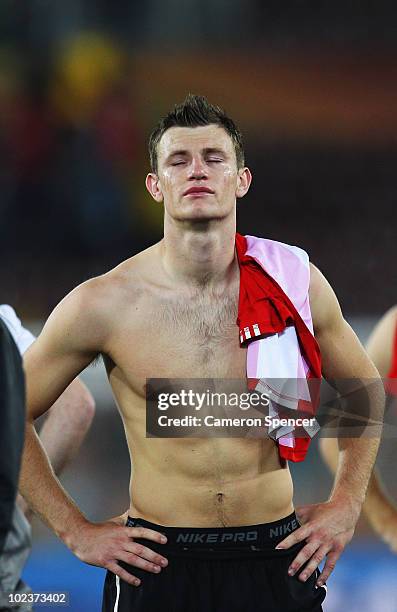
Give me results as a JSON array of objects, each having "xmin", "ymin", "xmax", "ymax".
[
  {"xmin": 321, "ymin": 306, "xmax": 397, "ymax": 551},
  {"xmin": 17, "ymin": 377, "xmax": 96, "ymax": 519},
  {"xmin": 20, "ymin": 283, "xmax": 102, "ymax": 540},
  {"xmin": 278, "ymin": 264, "xmax": 385, "ymax": 585},
  {"xmin": 321, "ymin": 435, "xmax": 397, "ymax": 551},
  {"xmin": 19, "ymin": 280, "xmax": 168, "ymax": 585},
  {"xmin": 312, "ymin": 265, "xmax": 383, "ymax": 514}
]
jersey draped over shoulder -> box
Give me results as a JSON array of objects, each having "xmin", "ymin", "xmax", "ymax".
[{"xmin": 235, "ymin": 234, "xmax": 321, "ymax": 462}]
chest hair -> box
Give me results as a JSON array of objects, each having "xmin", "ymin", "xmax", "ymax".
[{"xmin": 157, "ymin": 290, "xmax": 239, "ymax": 349}]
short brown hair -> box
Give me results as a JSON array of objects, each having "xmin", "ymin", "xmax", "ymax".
[{"xmin": 148, "ymin": 94, "xmax": 245, "ymax": 173}]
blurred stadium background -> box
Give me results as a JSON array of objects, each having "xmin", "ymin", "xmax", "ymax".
[{"xmin": 1, "ymin": 2, "xmax": 397, "ymax": 610}]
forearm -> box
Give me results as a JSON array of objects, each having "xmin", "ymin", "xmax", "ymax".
[
  {"xmin": 321, "ymin": 437, "xmax": 396, "ymax": 532},
  {"xmin": 19, "ymin": 422, "xmax": 89, "ymax": 547},
  {"xmin": 38, "ymin": 379, "xmax": 95, "ymax": 476},
  {"xmin": 329, "ymin": 375, "xmax": 384, "ymax": 510},
  {"xmin": 330, "ymin": 437, "xmax": 380, "ymax": 513},
  {"xmin": 18, "ymin": 424, "xmax": 168, "ymax": 585}
]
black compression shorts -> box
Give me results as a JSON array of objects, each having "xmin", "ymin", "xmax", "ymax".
[{"xmin": 102, "ymin": 512, "xmax": 326, "ymax": 612}]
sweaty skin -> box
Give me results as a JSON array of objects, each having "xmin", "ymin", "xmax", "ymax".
[
  {"xmin": 19, "ymin": 124, "xmax": 384, "ymax": 588},
  {"xmin": 22, "ymin": 247, "xmax": 293, "ymax": 526},
  {"xmin": 104, "ymin": 246, "xmax": 294, "ymax": 528}
]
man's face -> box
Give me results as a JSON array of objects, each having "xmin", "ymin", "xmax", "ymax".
[{"xmin": 146, "ymin": 125, "xmax": 251, "ymax": 222}]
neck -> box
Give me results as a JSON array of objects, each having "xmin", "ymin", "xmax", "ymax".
[{"xmin": 161, "ymin": 212, "xmax": 237, "ymax": 288}]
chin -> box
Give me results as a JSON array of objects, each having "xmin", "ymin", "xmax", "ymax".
[
  {"xmin": 178, "ymin": 202, "xmax": 228, "ymax": 220},
  {"xmin": 179, "ymin": 211, "xmax": 225, "ymax": 223}
]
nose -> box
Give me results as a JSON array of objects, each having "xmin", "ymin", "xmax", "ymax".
[{"xmin": 188, "ymin": 156, "xmax": 208, "ymax": 180}]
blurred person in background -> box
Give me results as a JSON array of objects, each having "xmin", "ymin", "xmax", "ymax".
[
  {"xmin": 0, "ymin": 319, "xmax": 25, "ymax": 559},
  {"xmin": 321, "ymin": 306, "xmax": 397, "ymax": 552},
  {"xmin": 0, "ymin": 305, "xmax": 95, "ymax": 611},
  {"xmin": 17, "ymin": 95, "xmax": 384, "ymax": 612}
]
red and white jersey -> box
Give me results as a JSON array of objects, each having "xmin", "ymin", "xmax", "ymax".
[{"xmin": 236, "ymin": 233, "xmax": 321, "ymax": 463}]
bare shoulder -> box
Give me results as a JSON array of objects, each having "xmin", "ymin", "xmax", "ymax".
[
  {"xmin": 308, "ymin": 262, "xmax": 342, "ymax": 334},
  {"xmin": 308, "ymin": 265, "xmax": 379, "ymax": 379},
  {"xmin": 308, "ymin": 263, "xmax": 324, "ymax": 302},
  {"xmin": 70, "ymin": 242, "xmax": 159, "ymax": 307},
  {"xmin": 35, "ymin": 276, "xmax": 114, "ymax": 357},
  {"xmin": 99, "ymin": 243, "xmax": 163, "ymax": 317},
  {"xmin": 104, "ymin": 243, "xmax": 160, "ymax": 290},
  {"xmin": 37, "ymin": 245, "xmax": 160, "ymax": 355},
  {"xmin": 308, "ymin": 262, "xmax": 337, "ymax": 299}
]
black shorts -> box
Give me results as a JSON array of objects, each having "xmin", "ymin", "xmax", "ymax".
[{"xmin": 102, "ymin": 512, "xmax": 326, "ymax": 612}]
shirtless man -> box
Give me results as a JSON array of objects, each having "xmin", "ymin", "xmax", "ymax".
[
  {"xmin": 321, "ymin": 306, "xmax": 397, "ymax": 551},
  {"xmin": 19, "ymin": 95, "xmax": 384, "ymax": 611},
  {"xmin": 0, "ymin": 305, "xmax": 95, "ymax": 610}
]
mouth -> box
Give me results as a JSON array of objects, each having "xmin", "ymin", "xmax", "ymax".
[{"xmin": 183, "ymin": 187, "xmax": 215, "ymax": 197}]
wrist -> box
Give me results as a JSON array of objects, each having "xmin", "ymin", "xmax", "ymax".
[
  {"xmin": 58, "ymin": 514, "xmax": 92, "ymax": 550},
  {"xmin": 329, "ymin": 491, "xmax": 363, "ymax": 518}
]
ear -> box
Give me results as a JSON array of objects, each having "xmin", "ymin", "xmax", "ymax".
[
  {"xmin": 145, "ymin": 173, "xmax": 164, "ymax": 202},
  {"xmin": 236, "ymin": 167, "xmax": 252, "ymax": 199}
]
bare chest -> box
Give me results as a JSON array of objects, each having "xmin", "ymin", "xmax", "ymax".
[{"xmin": 107, "ymin": 291, "xmax": 247, "ymax": 392}]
